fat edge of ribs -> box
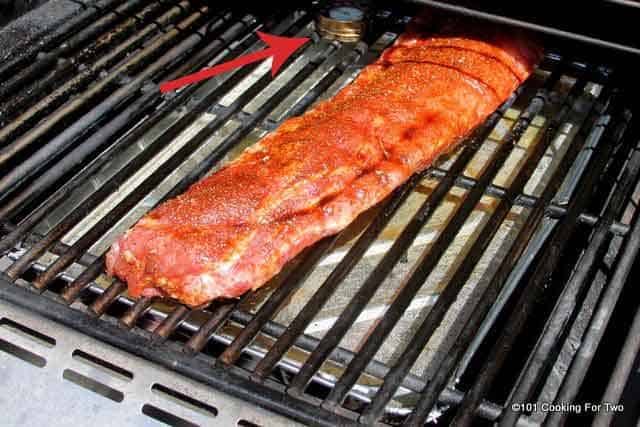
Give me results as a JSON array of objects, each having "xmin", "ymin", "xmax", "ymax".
[{"xmin": 106, "ymin": 18, "xmax": 542, "ymax": 307}]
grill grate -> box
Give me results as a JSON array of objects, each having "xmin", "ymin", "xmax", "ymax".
[{"xmin": 1, "ymin": 1, "xmax": 640, "ymax": 426}]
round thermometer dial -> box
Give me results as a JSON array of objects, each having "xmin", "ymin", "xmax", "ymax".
[
  {"xmin": 328, "ymin": 6, "xmax": 365, "ymax": 22},
  {"xmin": 317, "ymin": 3, "xmax": 367, "ymax": 42}
]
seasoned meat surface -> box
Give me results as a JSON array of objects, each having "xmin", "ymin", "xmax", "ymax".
[{"xmin": 106, "ymin": 19, "xmax": 542, "ymax": 306}]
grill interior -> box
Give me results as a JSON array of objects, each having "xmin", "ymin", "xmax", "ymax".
[{"xmin": 1, "ymin": 1, "xmax": 640, "ymax": 425}]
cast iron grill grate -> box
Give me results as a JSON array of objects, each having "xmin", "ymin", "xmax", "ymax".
[{"xmin": 1, "ymin": 1, "xmax": 639, "ymax": 426}]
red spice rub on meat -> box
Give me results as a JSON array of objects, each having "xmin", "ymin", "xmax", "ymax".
[{"xmin": 106, "ymin": 18, "xmax": 542, "ymax": 306}]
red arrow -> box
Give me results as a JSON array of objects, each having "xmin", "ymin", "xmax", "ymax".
[{"xmin": 160, "ymin": 31, "xmax": 310, "ymax": 93}]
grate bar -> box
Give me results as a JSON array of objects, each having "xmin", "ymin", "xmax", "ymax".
[
  {"xmin": 120, "ymin": 295, "xmax": 155, "ymax": 328},
  {"xmin": 219, "ymin": 236, "xmax": 338, "ymax": 366},
  {"xmin": 499, "ymin": 113, "xmax": 640, "ymax": 427},
  {"xmin": 404, "ymin": 83, "xmax": 615, "ymax": 427},
  {"xmin": 285, "ymin": 69, "xmax": 548, "ymax": 397},
  {"xmin": 0, "ymin": 0, "xmax": 176, "ymax": 114},
  {"xmin": 28, "ymin": 28, "xmax": 325, "ymax": 292},
  {"xmin": 0, "ymin": 13, "xmax": 259, "ymax": 230},
  {"xmin": 544, "ymin": 138, "xmax": 640, "ymax": 426},
  {"xmin": 80, "ymin": 17, "xmax": 318, "ymax": 323},
  {"xmin": 59, "ymin": 255, "xmax": 106, "ymax": 303},
  {"xmin": 1, "ymin": 89, "xmax": 162, "ymax": 221},
  {"xmin": 0, "ymin": 0, "xmax": 127, "ymax": 81},
  {"xmin": 215, "ymin": 36, "xmax": 397, "ymax": 368},
  {"xmin": 89, "ymin": 280, "xmax": 128, "ymax": 317},
  {"xmin": 593, "ymin": 223, "xmax": 640, "ymax": 426},
  {"xmin": 452, "ymin": 120, "xmax": 616, "ymax": 380},
  {"xmin": 127, "ymin": 40, "xmax": 376, "ymax": 343},
  {"xmin": 153, "ymin": 305, "xmax": 190, "ymax": 341},
  {"xmin": 0, "ymin": 13, "xmax": 252, "ymax": 224},
  {"xmin": 76, "ymin": 275, "xmax": 523, "ymax": 423},
  {"xmin": 356, "ymin": 69, "xmax": 566, "ymax": 424},
  {"xmin": 3, "ymin": 13, "xmax": 245, "ymax": 283},
  {"xmin": 0, "ymin": 0, "xmax": 140, "ymax": 104},
  {"xmin": 88, "ymin": 281, "xmax": 126, "ymax": 317},
  {"xmin": 0, "ymin": 11, "xmax": 298, "ymax": 270},
  {"xmin": 250, "ymin": 172, "xmax": 425, "ymax": 381},
  {"xmin": 3, "ymin": 0, "xmax": 218, "ymax": 119},
  {"xmin": 85, "ymin": 26, "xmax": 354, "ymax": 318},
  {"xmin": 0, "ymin": 0, "xmax": 199, "ymax": 160},
  {"xmin": 450, "ymin": 104, "xmax": 633, "ymax": 427},
  {"xmin": 185, "ymin": 297, "xmax": 248, "ymax": 354},
  {"xmin": 353, "ymin": 73, "xmax": 588, "ymax": 424},
  {"xmin": 418, "ymin": 160, "xmax": 632, "ymax": 236},
  {"xmin": 0, "ymin": 3, "xmax": 208, "ymax": 199},
  {"xmin": 1, "ymin": 5, "xmax": 638, "ymax": 426},
  {"xmin": 3, "ymin": 11, "xmax": 310, "ymax": 286}
]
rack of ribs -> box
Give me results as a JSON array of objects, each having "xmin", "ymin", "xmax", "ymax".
[{"xmin": 106, "ymin": 16, "xmax": 542, "ymax": 307}]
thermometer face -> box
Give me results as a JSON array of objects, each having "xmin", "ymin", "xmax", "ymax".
[
  {"xmin": 328, "ymin": 6, "xmax": 365, "ymax": 22},
  {"xmin": 317, "ymin": 3, "xmax": 367, "ymax": 42}
]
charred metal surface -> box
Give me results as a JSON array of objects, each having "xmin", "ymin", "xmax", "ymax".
[{"xmin": 1, "ymin": 2, "xmax": 640, "ymax": 426}]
